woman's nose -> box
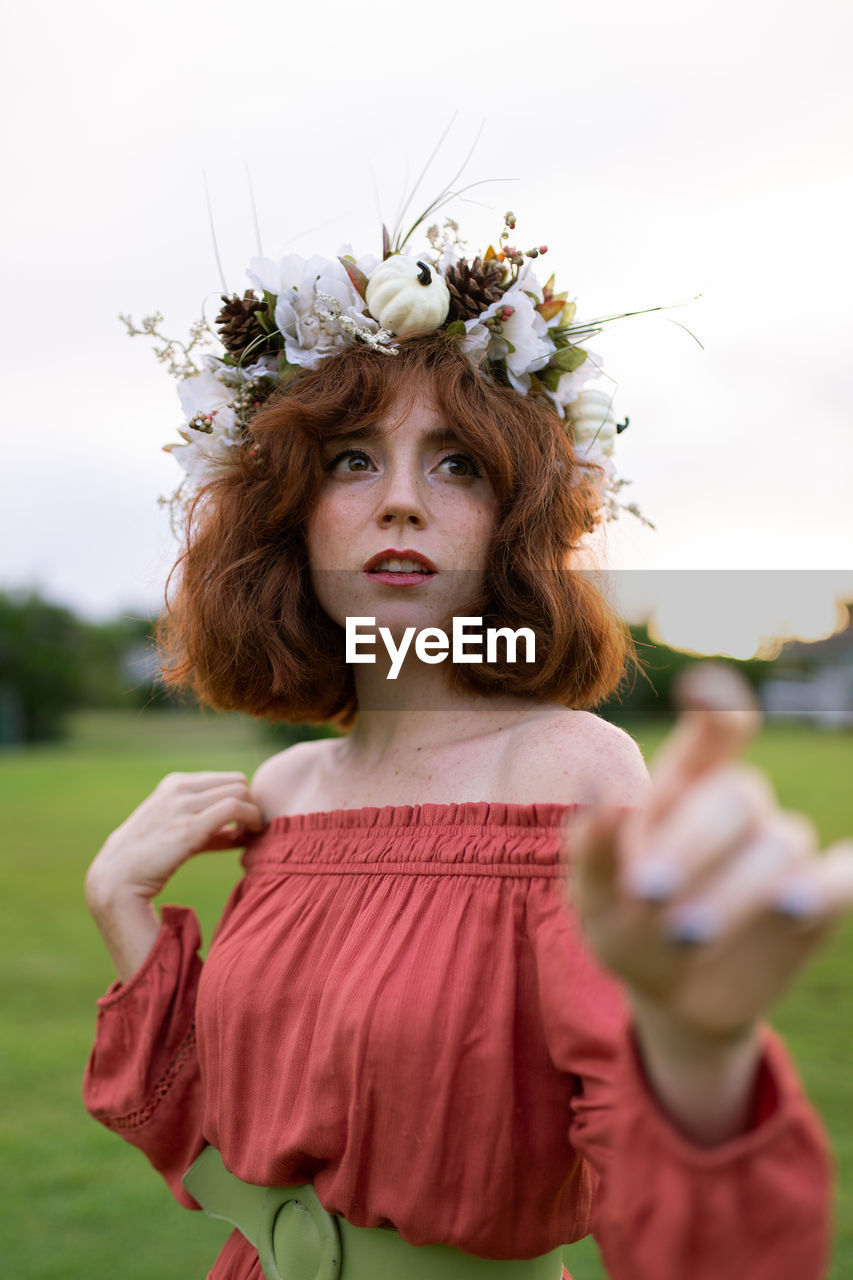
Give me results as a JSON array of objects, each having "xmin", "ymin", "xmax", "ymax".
[
  {"xmin": 379, "ymin": 508, "xmax": 423, "ymax": 527},
  {"xmin": 375, "ymin": 463, "xmax": 427, "ymax": 528}
]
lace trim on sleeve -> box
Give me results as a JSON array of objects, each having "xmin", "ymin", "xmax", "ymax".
[{"xmin": 107, "ymin": 1022, "xmax": 197, "ymax": 1132}]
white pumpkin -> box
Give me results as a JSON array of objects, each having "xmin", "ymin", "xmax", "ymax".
[
  {"xmin": 365, "ymin": 255, "xmax": 450, "ymax": 338},
  {"xmin": 570, "ymin": 387, "xmax": 618, "ymax": 457}
]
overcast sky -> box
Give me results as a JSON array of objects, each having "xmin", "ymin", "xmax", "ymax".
[{"xmin": 2, "ymin": 0, "xmax": 851, "ymax": 655}]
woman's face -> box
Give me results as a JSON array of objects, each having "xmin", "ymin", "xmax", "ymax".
[{"xmin": 305, "ymin": 380, "xmax": 499, "ymax": 641}]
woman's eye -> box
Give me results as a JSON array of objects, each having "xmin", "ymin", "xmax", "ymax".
[
  {"xmin": 437, "ymin": 453, "xmax": 483, "ymax": 478},
  {"xmin": 326, "ymin": 448, "xmax": 373, "ymax": 473}
]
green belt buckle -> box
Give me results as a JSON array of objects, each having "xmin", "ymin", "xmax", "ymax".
[
  {"xmin": 257, "ymin": 1182, "xmax": 341, "ymax": 1280},
  {"xmin": 184, "ymin": 1146, "xmax": 565, "ymax": 1280},
  {"xmin": 183, "ymin": 1147, "xmax": 341, "ymax": 1280}
]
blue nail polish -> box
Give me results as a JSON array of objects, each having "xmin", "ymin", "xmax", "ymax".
[
  {"xmin": 665, "ymin": 902, "xmax": 719, "ymax": 946},
  {"xmin": 626, "ymin": 858, "xmax": 679, "ymax": 902},
  {"xmin": 774, "ymin": 882, "xmax": 820, "ymax": 920}
]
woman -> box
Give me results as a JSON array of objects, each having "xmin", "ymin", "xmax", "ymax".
[{"xmin": 84, "ymin": 239, "xmax": 852, "ymax": 1280}]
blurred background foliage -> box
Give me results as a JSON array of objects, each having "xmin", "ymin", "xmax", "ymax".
[{"xmin": 1, "ymin": 586, "xmax": 850, "ymax": 749}]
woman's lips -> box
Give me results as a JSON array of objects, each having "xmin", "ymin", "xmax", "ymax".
[
  {"xmin": 362, "ymin": 549, "xmax": 438, "ymax": 587},
  {"xmin": 364, "ymin": 570, "xmax": 435, "ymax": 587}
]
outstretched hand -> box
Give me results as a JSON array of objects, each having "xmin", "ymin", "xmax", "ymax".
[{"xmin": 567, "ymin": 663, "xmax": 853, "ymax": 1044}]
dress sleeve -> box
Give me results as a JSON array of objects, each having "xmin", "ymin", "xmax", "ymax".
[
  {"xmin": 529, "ymin": 882, "xmax": 834, "ymax": 1280},
  {"xmin": 81, "ymin": 904, "xmax": 208, "ymax": 1208}
]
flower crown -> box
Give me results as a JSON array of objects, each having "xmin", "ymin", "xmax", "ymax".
[{"xmin": 123, "ymin": 203, "xmax": 695, "ymax": 528}]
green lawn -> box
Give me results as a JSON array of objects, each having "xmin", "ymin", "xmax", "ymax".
[{"xmin": 0, "ymin": 710, "xmax": 850, "ymax": 1279}]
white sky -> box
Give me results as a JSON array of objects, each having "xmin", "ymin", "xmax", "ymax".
[{"xmin": 2, "ymin": 0, "xmax": 851, "ymax": 655}]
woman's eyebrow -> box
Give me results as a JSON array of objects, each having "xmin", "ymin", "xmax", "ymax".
[{"xmin": 331, "ymin": 424, "xmax": 465, "ymax": 447}]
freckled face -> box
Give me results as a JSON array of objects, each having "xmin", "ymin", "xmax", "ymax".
[{"xmin": 305, "ymin": 384, "xmax": 499, "ymax": 637}]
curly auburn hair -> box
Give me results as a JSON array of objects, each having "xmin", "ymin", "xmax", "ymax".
[{"xmin": 154, "ymin": 331, "xmax": 637, "ymax": 728}]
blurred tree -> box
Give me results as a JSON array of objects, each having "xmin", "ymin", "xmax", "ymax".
[
  {"xmin": 0, "ymin": 592, "xmax": 185, "ymax": 744},
  {"xmin": 596, "ymin": 621, "xmax": 776, "ymax": 724},
  {"xmin": 93, "ymin": 614, "xmax": 183, "ymax": 711},
  {"xmin": 0, "ymin": 589, "xmax": 89, "ymax": 743},
  {"xmin": 0, "ymin": 589, "xmax": 810, "ymax": 747},
  {"xmin": 260, "ymin": 720, "xmax": 341, "ymax": 749}
]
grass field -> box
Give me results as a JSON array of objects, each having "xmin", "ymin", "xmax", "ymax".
[{"xmin": 0, "ymin": 708, "xmax": 850, "ymax": 1279}]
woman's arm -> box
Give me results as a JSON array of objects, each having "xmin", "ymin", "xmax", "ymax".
[
  {"xmin": 626, "ymin": 991, "xmax": 763, "ymax": 1144},
  {"xmin": 83, "ymin": 904, "xmax": 210, "ymax": 1206},
  {"xmin": 82, "ymin": 769, "xmax": 265, "ymax": 1204},
  {"xmin": 565, "ymin": 668, "xmax": 853, "ymax": 1147},
  {"xmin": 85, "ymin": 878, "xmax": 163, "ymax": 986}
]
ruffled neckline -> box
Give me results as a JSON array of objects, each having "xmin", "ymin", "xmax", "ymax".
[{"xmin": 262, "ymin": 799, "xmax": 582, "ymax": 834}]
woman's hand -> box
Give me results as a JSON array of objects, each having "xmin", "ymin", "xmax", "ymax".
[
  {"xmin": 86, "ymin": 771, "xmax": 264, "ymax": 905},
  {"xmin": 85, "ymin": 771, "xmax": 264, "ymax": 984},
  {"xmin": 567, "ymin": 663, "xmax": 853, "ymax": 1140}
]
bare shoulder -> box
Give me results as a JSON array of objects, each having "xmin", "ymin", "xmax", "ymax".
[
  {"xmin": 250, "ymin": 737, "xmax": 339, "ymax": 821},
  {"xmin": 507, "ymin": 707, "xmax": 652, "ymax": 807}
]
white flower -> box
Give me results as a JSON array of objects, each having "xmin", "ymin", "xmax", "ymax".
[
  {"xmin": 247, "ymin": 251, "xmax": 377, "ymax": 369},
  {"xmin": 247, "ymin": 252, "xmax": 363, "ymax": 313},
  {"xmin": 246, "ymin": 253, "xmax": 307, "ymax": 297},
  {"xmin": 512, "ymin": 257, "xmax": 545, "ymax": 304},
  {"xmin": 169, "ymin": 356, "xmax": 269, "ymax": 489},
  {"xmin": 540, "ymin": 350, "xmax": 605, "ymax": 417},
  {"xmin": 177, "ymin": 367, "xmax": 233, "ymax": 425},
  {"xmin": 461, "ymin": 283, "xmax": 554, "ymax": 391},
  {"xmin": 235, "ymin": 355, "xmax": 279, "ymax": 380},
  {"xmin": 163, "ymin": 428, "xmax": 237, "ymax": 488},
  {"xmin": 336, "ymin": 243, "xmax": 381, "ymax": 280},
  {"xmin": 458, "ymin": 322, "xmax": 491, "ymax": 364}
]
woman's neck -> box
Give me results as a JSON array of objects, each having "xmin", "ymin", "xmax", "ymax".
[{"xmin": 349, "ymin": 654, "xmax": 543, "ymax": 764}]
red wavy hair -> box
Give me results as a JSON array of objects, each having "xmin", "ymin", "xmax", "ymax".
[{"xmin": 154, "ymin": 331, "xmax": 636, "ymax": 727}]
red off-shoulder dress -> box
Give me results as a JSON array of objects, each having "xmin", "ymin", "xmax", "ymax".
[{"xmin": 82, "ymin": 802, "xmax": 833, "ymax": 1280}]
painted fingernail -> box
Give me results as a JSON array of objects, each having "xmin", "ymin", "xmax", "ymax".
[
  {"xmin": 664, "ymin": 901, "xmax": 719, "ymax": 946},
  {"xmin": 625, "ymin": 858, "xmax": 681, "ymax": 902},
  {"xmin": 774, "ymin": 881, "xmax": 821, "ymax": 919}
]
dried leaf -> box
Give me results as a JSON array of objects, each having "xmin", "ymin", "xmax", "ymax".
[
  {"xmin": 338, "ymin": 257, "xmax": 370, "ymax": 300},
  {"xmin": 536, "ymin": 298, "xmax": 565, "ymax": 322}
]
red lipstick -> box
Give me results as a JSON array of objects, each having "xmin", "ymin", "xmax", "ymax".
[{"xmin": 362, "ymin": 548, "xmax": 437, "ymax": 587}]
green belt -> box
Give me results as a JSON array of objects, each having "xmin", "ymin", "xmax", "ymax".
[{"xmin": 183, "ymin": 1146, "xmax": 566, "ymax": 1280}]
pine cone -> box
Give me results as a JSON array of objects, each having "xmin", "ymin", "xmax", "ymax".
[
  {"xmin": 444, "ymin": 257, "xmax": 507, "ymax": 323},
  {"xmin": 216, "ymin": 292, "xmax": 278, "ymax": 358}
]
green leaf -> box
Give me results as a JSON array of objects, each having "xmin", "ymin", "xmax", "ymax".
[
  {"xmin": 550, "ymin": 345, "xmax": 588, "ymax": 373},
  {"xmin": 443, "ymin": 320, "xmax": 466, "ymax": 336},
  {"xmin": 536, "ymin": 366, "xmax": 563, "ymax": 393},
  {"xmin": 277, "ymin": 354, "xmax": 299, "ymax": 378}
]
